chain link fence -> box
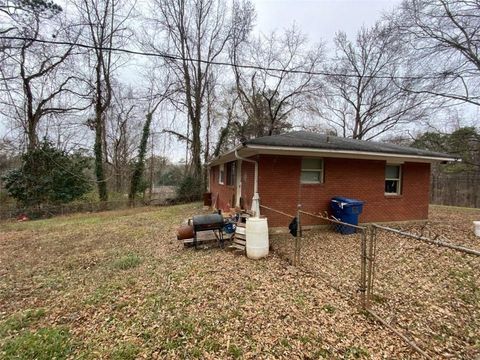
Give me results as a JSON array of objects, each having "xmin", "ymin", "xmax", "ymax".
[
  {"xmin": 367, "ymin": 224, "xmax": 480, "ymax": 359},
  {"xmin": 262, "ymin": 203, "xmax": 480, "ymax": 358},
  {"xmin": 262, "ymin": 204, "xmax": 368, "ymax": 307}
]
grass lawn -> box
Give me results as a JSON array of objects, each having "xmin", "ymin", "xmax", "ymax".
[{"xmin": 0, "ymin": 203, "xmax": 478, "ymax": 359}]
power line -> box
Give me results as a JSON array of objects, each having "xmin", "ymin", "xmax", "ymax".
[{"xmin": 0, "ymin": 35, "xmax": 457, "ymax": 81}]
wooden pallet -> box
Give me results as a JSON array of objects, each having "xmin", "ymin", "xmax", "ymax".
[{"xmin": 228, "ymin": 222, "xmax": 246, "ymax": 253}]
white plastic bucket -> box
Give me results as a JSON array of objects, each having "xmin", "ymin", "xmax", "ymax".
[
  {"xmin": 246, "ymin": 217, "xmax": 269, "ymax": 259},
  {"xmin": 474, "ymin": 221, "xmax": 480, "ymax": 237}
]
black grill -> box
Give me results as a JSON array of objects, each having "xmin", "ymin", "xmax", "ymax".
[
  {"xmin": 192, "ymin": 214, "xmax": 224, "ymax": 231},
  {"xmin": 190, "ymin": 214, "xmax": 225, "ymax": 248}
]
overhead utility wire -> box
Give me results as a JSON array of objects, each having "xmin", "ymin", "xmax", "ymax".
[{"xmin": 0, "ymin": 35, "xmax": 458, "ymax": 81}]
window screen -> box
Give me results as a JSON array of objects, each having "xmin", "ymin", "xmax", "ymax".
[
  {"xmin": 301, "ymin": 158, "xmax": 323, "ymax": 184},
  {"xmin": 385, "ymin": 165, "xmax": 401, "ymax": 195}
]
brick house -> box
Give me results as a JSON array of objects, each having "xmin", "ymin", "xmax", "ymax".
[{"xmin": 208, "ymin": 131, "xmax": 456, "ymax": 228}]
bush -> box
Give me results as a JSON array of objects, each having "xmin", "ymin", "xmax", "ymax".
[
  {"xmin": 176, "ymin": 175, "xmax": 203, "ymax": 202},
  {"xmin": 1, "ymin": 141, "xmax": 91, "ymax": 207}
]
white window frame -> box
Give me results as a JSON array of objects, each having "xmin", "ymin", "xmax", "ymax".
[
  {"xmin": 385, "ymin": 164, "xmax": 402, "ymax": 195},
  {"xmin": 300, "ymin": 157, "xmax": 324, "ymax": 184},
  {"xmin": 219, "ymin": 163, "xmax": 225, "ymax": 185}
]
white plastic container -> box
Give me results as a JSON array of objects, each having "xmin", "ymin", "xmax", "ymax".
[
  {"xmin": 474, "ymin": 221, "xmax": 480, "ymax": 237},
  {"xmin": 246, "ymin": 217, "xmax": 269, "ymax": 259}
]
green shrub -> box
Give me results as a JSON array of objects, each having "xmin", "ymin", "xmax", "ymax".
[
  {"xmin": 176, "ymin": 175, "xmax": 203, "ymax": 202},
  {"xmin": 1, "ymin": 141, "xmax": 91, "ymax": 207}
]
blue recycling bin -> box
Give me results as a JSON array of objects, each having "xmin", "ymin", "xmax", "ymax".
[{"xmin": 330, "ymin": 196, "xmax": 364, "ymax": 234}]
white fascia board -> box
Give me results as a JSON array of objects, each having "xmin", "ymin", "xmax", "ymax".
[
  {"xmin": 244, "ymin": 144, "xmax": 458, "ymax": 163},
  {"xmin": 207, "ymin": 145, "xmax": 244, "ymax": 166}
]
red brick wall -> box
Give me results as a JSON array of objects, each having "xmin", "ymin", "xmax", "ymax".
[
  {"xmin": 209, "ymin": 165, "xmax": 235, "ymax": 212},
  {"xmin": 210, "ymin": 160, "xmax": 256, "ymax": 212},
  {"xmin": 256, "ymin": 155, "xmax": 431, "ymax": 227}
]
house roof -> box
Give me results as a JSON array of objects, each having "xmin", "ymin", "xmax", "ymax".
[
  {"xmin": 245, "ymin": 131, "xmax": 453, "ymax": 158},
  {"xmin": 209, "ymin": 131, "xmax": 457, "ymax": 165}
]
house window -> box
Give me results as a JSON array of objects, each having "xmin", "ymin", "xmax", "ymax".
[
  {"xmin": 301, "ymin": 158, "xmax": 324, "ymax": 184},
  {"xmin": 226, "ymin": 161, "xmax": 236, "ymax": 186},
  {"xmin": 385, "ymin": 164, "xmax": 401, "ymax": 195},
  {"xmin": 219, "ymin": 164, "xmax": 225, "ymax": 185}
]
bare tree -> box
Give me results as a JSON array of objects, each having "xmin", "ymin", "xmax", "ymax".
[
  {"xmin": 231, "ymin": 25, "xmax": 324, "ymax": 141},
  {"xmin": 0, "ymin": 1, "xmax": 62, "ymax": 37},
  {"xmin": 76, "ymin": 0, "xmax": 134, "ymax": 202},
  {"xmin": 128, "ymin": 74, "xmax": 174, "ymax": 204},
  {"xmin": 0, "ymin": 1, "xmax": 87, "ymax": 151},
  {"xmin": 319, "ymin": 22, "xmax": 433, "ymax": 140},
  {"xmin": 392, "ymin": 0, "xmax": 480, "ymax": 106},
  {"xmin": 105, "ymin": 84, "xmax": 139, "ymax": 193},
  {"xmin": 211, "ymin": 88, "xmax": 240, "ymax": 156},
  {"xmin": 147, "ymin": 0, "xmax": 253, "ymax": 183}
]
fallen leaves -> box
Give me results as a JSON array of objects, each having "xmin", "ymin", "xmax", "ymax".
[
  {"xmin": 270, "ymin": 205, "xmax": 480, "ymax": 359},
  {"xmin": 2, "ymin": 203, "xmax": 475, "ymax": 358}
]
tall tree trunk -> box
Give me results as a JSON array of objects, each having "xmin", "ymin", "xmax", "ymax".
[
  {"xmin": 129, "ymin": 112, "xmax": 153, "ymax": 205},
  {"xmin": 190, "ymin": 116, "xmax": 202, "ymax": 182},
  {"xmin": 94, "ymin": 63, "xmax": 108, "ymax": 202}
]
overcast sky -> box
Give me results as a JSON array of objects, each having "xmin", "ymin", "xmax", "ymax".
[
  {"xmin": 252, "ymin": 0, "xmax": 400, "ymax": 45},
  {"xmin": 149, "ymin": 0, "xmax": 405, "ymax": 162}
]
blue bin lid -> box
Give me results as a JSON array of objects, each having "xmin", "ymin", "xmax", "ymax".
[{"xmin": 331, "ymin": 196, "xmax": 364, "ymax": 206}]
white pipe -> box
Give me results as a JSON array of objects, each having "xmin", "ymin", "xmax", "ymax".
[
  {"xmin": 234, "ymin": 150, "xmax": 258, "ymax": 193},
  {"xmin": 235, "ymin": 149, "xmax": 259, "ymax": 217},
  {"xmin": 206, "ymin": 166, "xmax": 211, "ymax": 192}
]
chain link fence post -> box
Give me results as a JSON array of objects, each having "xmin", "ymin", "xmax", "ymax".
[{"xmin": 359, "ymin": 227, "xmax": 367, "ymax": 310}]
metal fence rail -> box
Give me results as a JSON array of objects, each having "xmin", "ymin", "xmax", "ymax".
[{"xmin": 259, "ymin": 204, "xmax": 299, "ymax": 265}]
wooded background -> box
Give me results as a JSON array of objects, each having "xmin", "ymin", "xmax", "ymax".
[
  {"xmin": 0, "ymin": 0, "xmax": 479, "ymax": 209},
  {"xmin": 431, "ymin": 172, "xmax": 480, "ymax": 208}
]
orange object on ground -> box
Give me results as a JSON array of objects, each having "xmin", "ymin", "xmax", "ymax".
[{"xmin": 176, "ymin": 224, "xmax": 195, "ymax": 240}]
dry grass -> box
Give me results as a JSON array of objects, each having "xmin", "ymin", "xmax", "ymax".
[
  {"xmin": 371, "ymin": 205, "xmax": 480, "ymax": 359},
  {"xmin": 0, "ymin": 202, "xmax": 421, "ymax": 359},
  {"xmin": 277, "ymin": 205, "xmax": 480, "ymax": 359}
]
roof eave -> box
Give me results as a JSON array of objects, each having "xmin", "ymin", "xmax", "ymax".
[
  {"xmin": 207, "ymin": 144, "xmax": 458, "ymax": 166},
  {"xmin": 245, "ymin": 144, "xmax": 458, "ymax": 163},
  {"xmin": 207, "ymin": 144, "xmax": 245, "ymax": 167}
]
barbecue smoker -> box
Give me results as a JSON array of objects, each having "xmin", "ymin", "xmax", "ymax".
[{"xmin": 191, "ymin": 214, "xmax": 225, "ymax": 249}]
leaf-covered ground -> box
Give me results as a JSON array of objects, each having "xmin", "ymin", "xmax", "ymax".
[
  {"xmin": 272, "ymin": 205, "xmax": 480, "ymax": 359},
  {"xmin": 371, "ymin": 206, "xmax": 480, "ymax": 359},
  {"xmin": 0, "ymin": 204, "xmax": 477, "ymax": 359}
]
